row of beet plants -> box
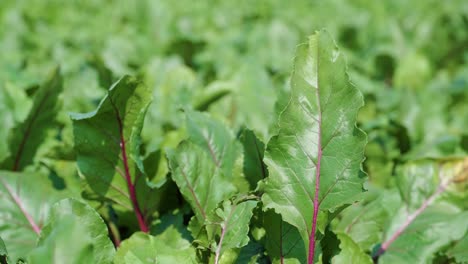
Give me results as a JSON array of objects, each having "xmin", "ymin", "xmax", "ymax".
[{"xmin": 1, "ymin": 30, "xmax": 466, "ymax": 264}]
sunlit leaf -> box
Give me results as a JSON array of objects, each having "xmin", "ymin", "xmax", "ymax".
[
  {"xmin": 211, "ymin": 199, "xmax": 257, "ymax": 264},
  {"xmin": 331, "ymin": 233, "xmax": 372, "ymax": 264},
  {"xmin": 114, "ymin": 227, "xmax": 197, "ymax": 264},
  {"xmin": 261, "ymin": 30, "xmax": 366, "ymax": 261},
  {"xmin": 71, "ymin": 76, "xmax": 153, "ymax": 232},
  {"xmin": 0, "ymin": 171, "xmax": 66, "ymax": 262},
  {"xmin": 28, "ymin": 198, "xmax": 115, "ymax": 264}
]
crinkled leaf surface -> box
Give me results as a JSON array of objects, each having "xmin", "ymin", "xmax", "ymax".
[
  {"xmin": 212, "ymin": 199, "xmax": 257, "ymax": 263},
  {"xmin": 114, "ymin": 227, "xmax": 197, "ymax": 264},
  {"xmin": 262, "ymin": 30, "xmax": 366, "ymax": 254},
  {"xmin": 0, "ymin": 171, "xmax": 66, "ymax": 262},
  {"xmin": 168, "ymin": 141, "xmax": 237, "ymax": 233},
  {"xmin": 263, "ymin": 211, "xmax": 306, "ymax": 264},
  {"xmin": 167, "ymin": 111, "xmax": 242, "ymax": 235},
  {"xmin": 29, "ymin": 198, "xmax": 115, "ymax": 264},
  {"xmin": 71, "ymin": 76, "xmax": 153, "ymax": 226},
  {"xmin": 331, "ymin": 233, "xmax": 372, "ymax": 264},
  {"xmin": 1, "ymin": 68, "xmax": 62, "ymax": 171}
]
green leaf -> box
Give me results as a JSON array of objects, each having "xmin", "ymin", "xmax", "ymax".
[
  {"xmin": 1, "ymin": 68, "xmax": 62, "ymax": 171},
  {"xmin": 334, "ymin": 190, "xmax": 401, "ymax": 251},
  {"xmin": 114, "ymin": 233, "xmax": 157, "ymax": 264},
  {"xmin": 115, "ymin": 227, "xmax": 197, "ymax": 264},
  {"xmin": 141, "ymin": 57, "xmax": 198, "ymax": 150},
  {"xmin": 394, "ymin": 52, "xmax": 431, "ymax": 90},
  {"xmin": 28, "ymin": 198, "xmax": 115, "ymax": 264},
  {"xmin": 331, "ymin": 233, "xmax": 372, "ymax": 264},
  {"xmin": 212, "ymin": 199, "xmax": 257, "ymax": 264},
  {"xmin": 394, "ymin": 159, "xmax": 467, "ymax": 214},
  {"xmin": 379, "ymin": 205, "xmax": 468, "ymax": 264},
  {"xmin": 0, "ymin": 236, "xmax": 8, "ymax": 264},
  {"xmin": 71, "ymin": 76, "xmax": 152, "ymax": 232},
  {"xmin": 377, "ymin": 159, "xmax": 468, "ymax": 264},
  {"xmin": 234, "ymin": 240, "xmax": 267, "ymax": 264},
  {"xmin": 446, "ymin": 234, "xmax": 468, "ymax": 263},
  {"xmin": 0, "ymin": 171, "xmax": 66, "ymax": 262},
  {"xmin": 157, "ymin": 230, "xmax": 199, "ymax": 263},
  {"xmin": 168, "ymin": 141, "xmax": 237, "ymax": 233},
  {"xmin": 28, "ymin": 215, "xmax": 95, "ymax": 263},
  {"xmin": 0, "ymin": 82, "xmax": 32, "ymax": 162},
  {"xmin": 240, "ymin": 129, "xmax": 268, "ymax": 190},
  {"xmin": 263, "ymin": 211, "xmax": 306, "ymax": 264},
  {"xmin": 167, "ymin": 111, "xmax": 244, "ymax": 236},
  {"xmin": 209, "ymin": 63, "xmax": 276, "ymax": 142},
  {"xmin": 144, "ymin": 129, "xmax": 187, "ymax": 186},
  {"xmin": 193, "ymin": 84, "xmax": 231, "ymax": 112},
  {"xmin": 186, "ymin": 111, "xmax": 243, "ymax": 182},
  {"xmin": 261, "ymin": 30, "xmax": 366, "ymax": 261}
]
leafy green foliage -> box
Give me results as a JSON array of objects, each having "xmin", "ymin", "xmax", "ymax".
[
  {"xmin": 167, "ymin": 111, "xmax": 242, "ymax": 236},
  {"xmin": 446, "ymin": 234, "xmax": 468, "ymax": 263},
  {"xmin": 211, "ymin": 199, "xmax": 257, "ymax": 264},
  {"xmin": 0, "ymin": 237, "xmax": 8, "ymax": 264},
  {"xmin": 240, "ymin": 129, "xmax": 268, "ymax": 189},
  {"xmin": 376, "ymin": 160, "xmax": 468, "ymax": 263},
  {"xmin": 334, "ymin": 190, "xmax": 401, "ymax": 251},
  {"xmin": 331, "ymin": 233, "xmax": 373, "ymax": 264},
  {"xmin": 263, "ymin": 211, "xmax": 306, "ymax": 264},
  {"xmin": 0, "ymin": 83, "xmax": 32, "ymax": 163},
  {"xmin": 29, "ymin": 199, "xmax": 115, "ymax": 264},
  {"xmin": 261, "ymin": 30, "xmax": 366, "ymax": 262},
  {"xmin": 114, "ymin": 229, "xmax": 197, "ymax": 264},
  {"xmin": 380, "ymin": 206, "xmax": 468, "ymax": 264},
  {"xmin": 0, "ymin": 69, "xmax": 62, "ymax": 171},
  {"xmin": 0, "ymin": 172, "xmax": 67, "ymax": 262},
  {"xmin": 71, "ymin": 76, "xmax": 153, "ymax": 232},
  {"xmin": 0, "ymin": 0, "xmax": 467, "ymax": 263}
]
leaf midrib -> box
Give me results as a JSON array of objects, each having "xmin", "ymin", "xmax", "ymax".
[
  {"xmin": 0, "ymin": 178, "xmax": 41, "ymax": 235},
  {"xmin": 309, "ymin": 35, "xmax": 323, "ymax": 263}
]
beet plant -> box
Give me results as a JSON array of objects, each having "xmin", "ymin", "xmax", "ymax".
[{"xmin": 0, "ymin": 13, "xmax": 467, "ymax": 263}]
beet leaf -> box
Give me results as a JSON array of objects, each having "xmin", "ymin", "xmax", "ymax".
[{"xmin": 261, "ymin": 30, "xmax": 367, "ymax": 263}]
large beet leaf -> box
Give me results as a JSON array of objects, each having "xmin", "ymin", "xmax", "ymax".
[
  {"xmin": 28, "ymin": 199, "xmax": 115, "ymax": 264},
  {"xmin": 71, "ymin": 76, "xmax": 152, "ymax": 232},
  {"xmin": 261, "ymin": 30, "xmax": 366, "ymax": 263}
]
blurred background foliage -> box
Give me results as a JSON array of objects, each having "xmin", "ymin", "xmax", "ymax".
[{"xmin": 0, "ymin": 0, "xmax": 467, "ymax": 187}]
